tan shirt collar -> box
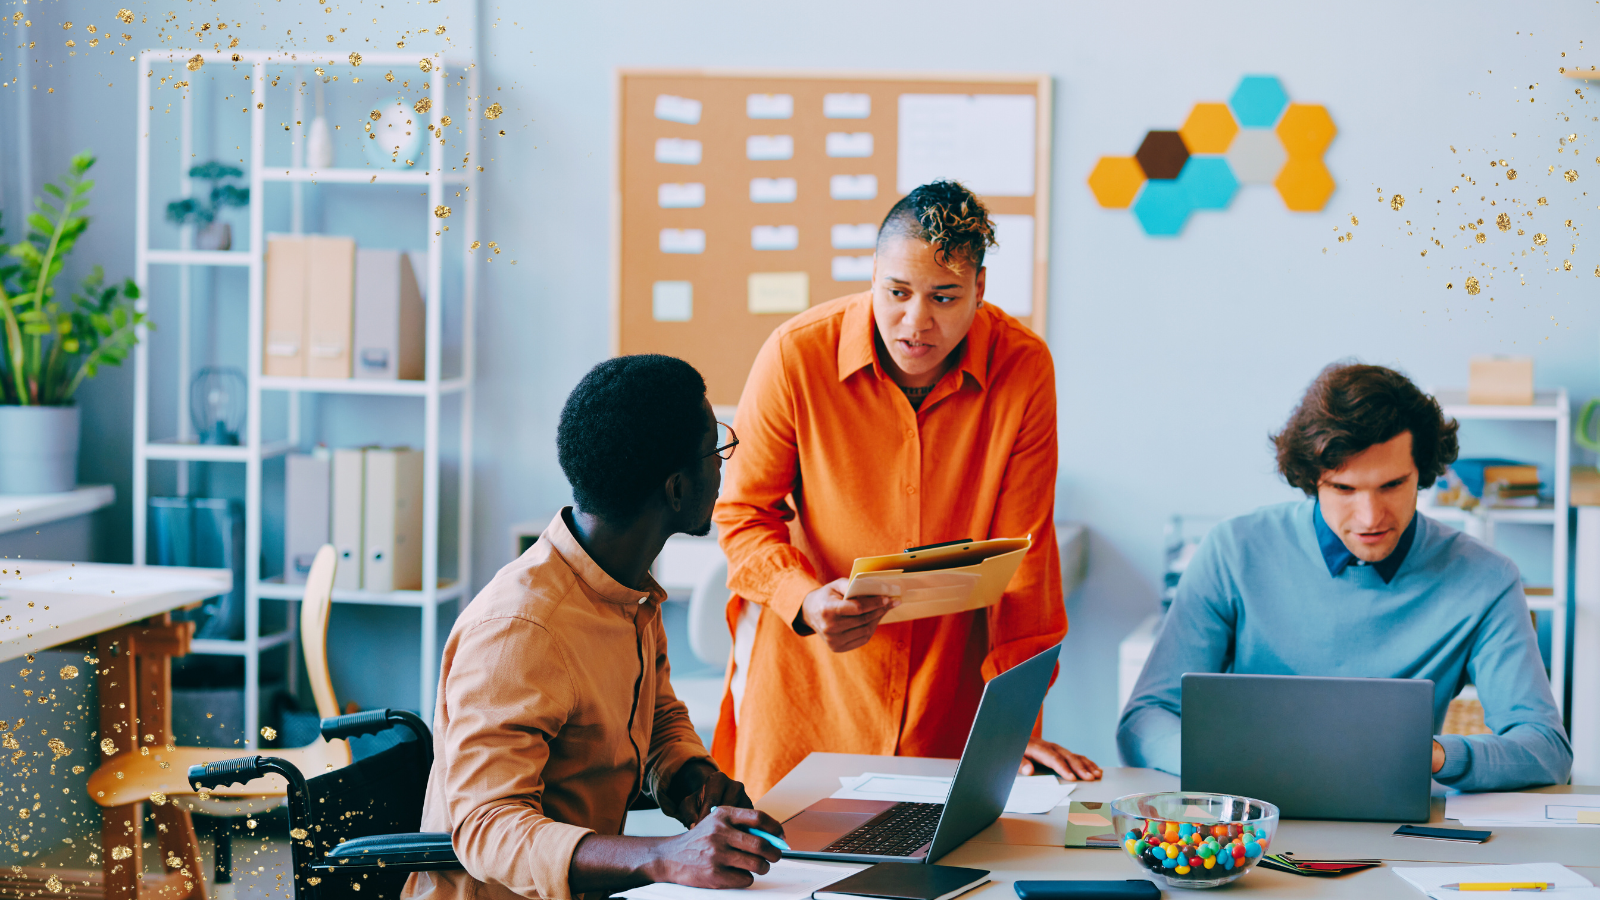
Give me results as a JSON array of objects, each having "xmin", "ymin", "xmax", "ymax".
[{"xmin": 544, "ymin": 507, "xmax": 667, "ymax": 607}]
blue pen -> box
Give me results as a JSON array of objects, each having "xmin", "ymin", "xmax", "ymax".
[{"xmin": 710, "ymin": 807, "xmax": 790, "ymax": 851}]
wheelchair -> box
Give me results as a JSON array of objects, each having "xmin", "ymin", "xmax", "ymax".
[{"xmin": 188, "ymin": 709, "xmax": 461, "ymax": 900}]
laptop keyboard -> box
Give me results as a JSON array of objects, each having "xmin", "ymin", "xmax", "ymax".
[{"xmin": 821, "ymin": 802, "xmax": 942, "ymax": 857}]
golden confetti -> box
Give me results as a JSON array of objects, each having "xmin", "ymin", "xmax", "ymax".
[
  {"xmin": 1534, "ymin": 233, "xmax": 1549, "ymax": 246},
  {"xmin": 1497, "ymin": 213, "xmax": 1511, "ymax": 232},
  {"xmin": 17, "ymin": 809, "xmax": 28, "ymax": 819},
  {"xmin": 434, "ymin": 205, "xmax": 452, "ymax": 218},
  {"xmin": 150, "ymin": 791, "xmax": 167, "ymax": 805},
  {"xmin": 353, "ymin": 884, "xmax": 361, "ymax": 892},
  {"xmin": 1475, "ymin": 232, "xmax": 1486, "ymax": 244},
  {"xmin": 414, "ymin": 97, "xmax": 432, "ymax": 114},
  {"xmin": 327, "ymin": 34, "xmax": 335, "ymax": 42},
  {"xmin": 11, "ymin": 12, "xmax": 20, "ymax": 22},
  {"xmin": 440, "ymin": 115, "xmax": 452, "ymax": 127},
  {"xmin": 47, "ymin": 738, "xmax": 69, "ymax": 760},
  {"xmin": 1350, "ymin": 215, "xmax": 1359, "ymax": 226},
  {"xmin": 435, "ymin": 25, "xmax": 446, "ymax": 33},
  {"xmin": 260, "ymin": 726, "xmax": 277, "ymax": 741},
  {"xmin": 1390, "ymin": 194, "xmax": 1405, "ymax": 211},
  {"xmin": 116, "ymin": 8, "xmax": 134, "ymax": 23},
  {"xmin": 228, "ymin": 36, "xmax": 238, "ymax": 48},
  {"xmin": 71, "ymin": 765, "xmax": 84, "ymax": 774},
  {"xmin": 1506, "ymin": 169, "xmax": 1517, "ymax": 180},
  {"xmin": 385, "ymin": 71, "xmax": 395, "ymax": 82},
  {"xmin": 46, "ymin": 875, "xmax": 62, "ymax": 893},
  {"xmin": 290, "ymin": 828, "xmax": 309, "ymax": 840},
  {"xmin": 1538, "ymin": 197, "xmax": 1548, "ymax": 206},
  {"xmin": 100, "ymin": 737, "xmax": 116, "ymax": 755},
  {"xmin": 1465, "ymin": 276, "xmax": 1481, "ymax": 295},
  {"xmin": 231, "ymin": 53, "xmax": 241, "ymax": 62},
  {"xmin": 470, "ymin": 240, "xmax": 480, "ymax": 250},
  {"xmin": 62, "ymin": 20, "xmax": 72, "ymax": 29},
  {"xmin": 314, "ymin": 67, "xmax": 326, "ymax": 77},
  {"xmin": 484, "ymin": 102, "xmax": 503, "ymax": 120},
  {"xmin": 308, "ymin": 878, "xmax": 323, "ymax": 887},
  {"xmin": 111, "ymin": 847, "xmax": 132, "ymax": 861},
  {"xmin": 247, "ymin": 819, "xmax": 259, "ymax": 829},
  {"xmin": 65, "ymin": 39, "xmax": 75, "ymax": 47},
  {"xmin": 1421, "ymin": 250, "xmax": 1427, "ymax": 256},
  {"xmin": 419, "ymin": 58, "xmax": 434, "ymax": 72},
  {"xmin": 349, "ymin": 52, "xmax": 362, "ymax": 66},
  {"xmin": 1446, "ymin": 282, "xmax": 1454, "ymax": 289},
  {"xmin": 370, "ymin": 109, "xmax": 383, "ymax": 121},
  {"xmin": 186, "ymin": 54, "xmax": 204, "ymax": 71},
  {"xmin": 166, "ymin": 854, "xmax": 182, "ymax": 869},
  {"xmin": 1565, "ymin": 260, "xmax": 1574, "ymax": 271},
  {"xmin": 174, "ymin": 80, "xmax": 190, "ymax": 89},
  {"xmin": 1565, "ymin": 169, "xmax": 1579, "ymax": 182}
]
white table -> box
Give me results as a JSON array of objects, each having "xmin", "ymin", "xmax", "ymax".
[
  {"xmin": 0, "ymin": 485, "xmax": 115, "ymax": 560},
  {"xmin": 0, "ymin": 559, "xmax": 230, "ymax": 661},
  {"xmin": 759, "ymin": 754, "xmax": 1600, "ymax": 899}
]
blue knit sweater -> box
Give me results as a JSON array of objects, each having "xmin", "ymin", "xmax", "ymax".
[{"xmin": 1116, "ymin": 499, "xmax": 1572, "ymax": 792}]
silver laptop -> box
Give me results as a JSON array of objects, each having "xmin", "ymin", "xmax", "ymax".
[
  {"xmin": 1181, "ymin": 673, "xmax": 1434, "ymax": 822},
  {"xmin": 780, "ymin": 643, "xmax": 1061, "ymax": 864}
]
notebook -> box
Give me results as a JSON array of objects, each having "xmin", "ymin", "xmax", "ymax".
[{"xmin": 813, "ymin": 862, "xmax": 991, "ymax": 900}]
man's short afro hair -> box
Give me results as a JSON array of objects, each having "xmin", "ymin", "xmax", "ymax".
[{"xmin": 556, "ymin": 354, "xmax": 709, "ymax": 522}]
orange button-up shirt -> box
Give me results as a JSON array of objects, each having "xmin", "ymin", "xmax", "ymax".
[
  {"xmin": 711, "ymin": 292, "xmax": 1065, "ymax": 798},
  {"xmin": 405, "ymin": 511, "xmax": 711, "ymax": 900}
]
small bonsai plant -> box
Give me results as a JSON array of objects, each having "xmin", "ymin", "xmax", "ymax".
[
  {"xmin": 165, "ymin": 161, "xmax": 249, "ymax": 250},
  {"xmin": 0, "ymin": 152, "xmax": 147, "ymax": 406}
]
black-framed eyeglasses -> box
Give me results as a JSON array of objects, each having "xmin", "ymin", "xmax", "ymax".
[{"xmin": 704, "ymin": 421, "xmax": 739, "ymax": 460}]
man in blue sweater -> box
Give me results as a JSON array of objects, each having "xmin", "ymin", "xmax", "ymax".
[{"xmin": 1118, "ymin": 363, "xmax": 1571, "ymax": 792}]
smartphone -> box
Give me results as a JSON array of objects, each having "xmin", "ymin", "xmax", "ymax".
[
  {"xmin": 1014, "ymin": 881, "xmax": 1161, "ymax": 900},
  {"xmin": 1393, "ymin": 824, "xmax": 1492, "ymax": 843}
]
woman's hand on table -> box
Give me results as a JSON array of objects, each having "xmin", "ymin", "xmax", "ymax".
[
  {"xmin": 1020, "ymin": 738, "xmax": 1103, "ymax": 781},
  {"xmin": 794, "ymin": 578, "xmax": 900, "ymax": 653}
]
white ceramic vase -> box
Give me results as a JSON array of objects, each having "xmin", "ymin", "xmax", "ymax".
[
  {"xmin": 363, "ymin": 99, "xmax": 425, "ymax": 170},
  {"xmin": 0, "ymin": 405, "xmax": 81, "ymax": 494}
]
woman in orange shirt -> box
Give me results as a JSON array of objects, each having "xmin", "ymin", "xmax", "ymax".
[{"xmin": 711, "ymin": 181, "xmax": 1101, "ymax": 798}]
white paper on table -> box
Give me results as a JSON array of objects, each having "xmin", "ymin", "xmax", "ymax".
[
  {"xmin": 1446, "ymin": 792, "xmax": 1600, "ymax": 827},
  {"xmin": 824, "ymin": 93, "xmax": 871, "ymax": 119},
  {"xmin": 8, "ymin": 568, "xmax": 225, "ymax": 597},
  {"xmin": 657, "ymin": 183, "xmax": 705, "ymax": 208},
  {"xmin": 654, "ymin": 95, "xmax": 702, "ymax": 125},
  {"xmin": 747, "ymin": 93, "xmax": 794, "ymax": 119},
  {"xmin": 897, "ymin": 94, "xmax": 1036, "ymax": 196},
  {"xmin": 830, "ymin": 223, "xmax": 877, "ymax": 249},
  {"xmin": 655, "ymin": 138, "xmax": 703, "ymax": 165},
  {"xmin": 619, "ymin": 860, "xmax": 862, "ymax": 900},
  {"xmin": 832, "ymin": 773, "xmax": 1074, "ymax": 815},
  {"xmin": 1391, "ymin": 863, "xmax": 1597, "ymax": 900},
  {"xmin": 747, "ymin": 135, "xmax": 795, "ymax": 161},
  {"xmin": 826, "ymin": 132, "xmax": 874, "ymax": 158}
]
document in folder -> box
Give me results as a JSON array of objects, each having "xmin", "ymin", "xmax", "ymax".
[{"xmin": 844, "ymin": 536, "xmax": 1031, "ymax": 624}]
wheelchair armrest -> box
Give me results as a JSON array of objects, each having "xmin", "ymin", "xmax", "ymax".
[{"xmin": 317, "ymin": 832, "xmax": 463, "ymax": 873}]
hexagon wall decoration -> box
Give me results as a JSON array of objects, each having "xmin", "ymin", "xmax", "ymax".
[{"xmin": 1087, "ymin": 74, "xmax": 1335, "ymax": 235}]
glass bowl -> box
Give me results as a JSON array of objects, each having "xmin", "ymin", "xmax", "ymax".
[{"xmin": 1109, "ymin": 792, "xmax": 1280, "ymax": 889}]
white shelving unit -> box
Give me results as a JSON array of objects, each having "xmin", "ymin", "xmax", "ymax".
[
  {"xmin": 130, "ymin": 49, "xmax": 478, "ymax": 747},
  {"xmin": 1420, "ymin": 388, "xmax": 1572, "ymax": 716}
]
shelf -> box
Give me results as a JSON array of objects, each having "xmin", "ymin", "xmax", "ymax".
[
  {"xmin": 143, "ymin": 439, "xmax": 296, "ymax": 462},
  {"xmin": 146, "ymin": 250, "xmax": 254, "ymax": 267},
  {"xmin": 256, "ymin": 578, "xmax": 465, "ymax": 607},
  {"xmin": 141, "ymin": 49, "xmax": 471, "ymax": 68},
  {"xmin": 1433, "ymin": 388, "xmax": 1567, "ymax": 421},
  {"xmin": 0, "ymin": 485, "xmax": 116, "ymax": 536},
  {"xmin": 261, "ymin": 167, "xmax": 472, "ymax": 185},
  {"xmin": 1420, "ymin": 502, "xmax": 1558, "ymax": 524},
  {"xmin": 191, "ymin": 630, "xmax": 295, "ymax": 656},
  {"xmin": 258, "ymin": 376, "xmax": 468, "ymax": 396}
]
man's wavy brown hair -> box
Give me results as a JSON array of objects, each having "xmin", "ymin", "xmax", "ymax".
[
  {"xmin": 877, "ymin": 180, "xmax": 998, "ymax": 274},
  {"xmin": 1272, "ymin": 362, "xmax": 1460, "ymax": 495}
]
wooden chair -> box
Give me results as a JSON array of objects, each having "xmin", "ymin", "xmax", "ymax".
[{"xmin": 89, "ymin": 545, "xmax": 353, "ymax": 900}]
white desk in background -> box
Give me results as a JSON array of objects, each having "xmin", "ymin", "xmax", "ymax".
[
  {"xmin": 0, "ymin": 485, "xmax": 115, "ymax": 560},
  {"xmin": 0, "ymin": 559, "xmax": 229, "ymax": 661},
  {"xmin": 757, "ymin": 754, "xmax": 1600, "ymax": 900}
]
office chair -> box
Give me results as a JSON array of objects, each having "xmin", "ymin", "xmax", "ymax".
[{"xmin": 189, "ymin": 709, "xmax": 459, "ymax": 900}]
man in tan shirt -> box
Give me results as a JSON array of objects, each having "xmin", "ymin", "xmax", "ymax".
[{"xmin": 405, "ymin": 355, "xmax": 783, "ymax": 900}]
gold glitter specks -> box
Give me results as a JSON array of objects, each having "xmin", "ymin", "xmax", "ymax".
[
  {"xmin": 112, "ymin": 847, "xmax": 132, "ymax": 861},
  {"xmin": 62, "ymin": 20, "xmax": 72, "ymax": 29},
  {"xmin": 434, "ymin": 205, "xmax": 451, "ymax": 218},
  {"xmin": 65, "ymin": 39, "xmax": 75, "ymax": 47},
  {"xmin": 232, "ymin": 53, "xmax": 241, "ymax": 62},
  {"xmin": 247, "ymin": 819, "xmax": 259, "ymax": 829},
  {"xmin": 419, "ymin": 58, "xmax": 434, "ymax": 72},
  {"xmin": 308, "ymin": 878, "xmax": 323, "ymax": 887},
  {"xmin": 46, "ymin": 875, "xmax": 62, "ymax": 893},
  {"xmin": 470, "ymin": 240, "xmax": 481, "ymax": 250},
  {"xmin": 71, "ymin": 765, "xmax": 84, "ymax": 774},
  {"xmin": 1476, "ymin": 233, "xmax": 1487, "ymax": 244},
  {"xmin": 165, "ymin": 854, "xmax": 182, "ymax": 869},
  {"xmin": 117, "ymin": 8, "xmax": 134, "ymax": 23},
  {"xmin": 1534, "ymin": 233, "xmax": 1549, "ymax": 246},
  {"xmin": 1507, "ymin": 169, "xmax": 1517, "ymax": 180},
  {"xmin": 10, "ymin": 11, "xmax": 20, "ymax": 22},
  {"xmin": 100, "ymin": 737, "xmax": 116, "ymax": 755},
  {"xmin": 1350, "ymin": 215, "xmax": 1359, "ymax": 226},
  {"xmin": 385, "ymin": 71, "xmax": 395, "ymax": 82},
  {"xmin": 150, "ymin": 791, "xmax": 167, "ymax": 805},
  {"xmin": 327, "ymin": 35, "xmax": 335, "ymax": 42},
  {"xmin": 186, "ymin": 54, "xmax": 204, "ymax": 71},
  {"xmin": 440, "ymin": 115, "xmax": 452, "ymax": 127},
  {"xmin": 435, "ymin": 25, "xmax": 446, "ymax": 34},
  {"xmin": 1446, "ymin": 282, "xmax": 1454, "ymax": 289},
  {"xmin": 1565, "ymin": 169, "xmax": 1579, "ymax": 182},
  {"xmin": 370, "ymin": 109, "xmax": 383, "ymax": 121},
  {"xmin": 314, "ymin": 67, "xmax": 326, "ymax": 77},
  {"xmin": 1565, "ymin": 260, "xmax": 1574, "ymax": 271},
  {"xmin": 484, "ymin": 102, "xmax": 503, "ymax": 120},
  {"xmin": 1538, "ymin": 197, "xmax": 1548, "ymax": 206},
  {"xmin": 290, "ymin": 828, "xmax": 309, "ymax": 840},
  {"xmin": 1390, "ymin": 194, "xmax": 1405, "ymax": 211},
  {"xmin": 414, "ymin": 97, "xmax": 432, "ymax": 114},
  {"xmin": 343, "ymin": 52, "xmax": 360, "ymax": 67},
  {"xmin": 228, "ymin": 36, "xmax": 238, "ymax": 48},
  {"xmin": 1465, "ymin": 277, "xmax": 1481, "ymax": 295},
  {"xmin": 47, "ymin": 738, "xmax": 69, "ymax": 760},
  {"xmin": 1497, "ymin": 213, "xmax": 1512, "ymax": 231},
  {"xmin": 261, "ymin": 726, "xmax": 277, "ymax": 741}
]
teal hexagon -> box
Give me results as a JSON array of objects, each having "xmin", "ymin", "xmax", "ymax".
[
  {"xmin": 1132, "ymin": 180, "xmax": 1192, "ymax": 236},
  {"xmin": 1177, "ymin": 156, "xmax": 1240, "ymax": 210},
  {"xmin": 1229, "ymin": 75, "xmax": 1289, "ymax": 128}
]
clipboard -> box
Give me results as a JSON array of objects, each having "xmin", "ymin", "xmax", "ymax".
[{"xmin": 844, "ymin": 535, "xmax": 1031, "ymax": 624}]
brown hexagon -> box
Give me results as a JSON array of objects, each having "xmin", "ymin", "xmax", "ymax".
[
  {"xmin": 1179, "ymin": 103, "xmax": 1239, "ymax": 154},
  {"xmin": 1087, "ymin": 156, "xmax": 1147, "ymax": 208},
  {"xmin": 1275, "ymin": 156, "xmax": 1336, "ymax": 211},
  {"xmin": 1276, "ymin": 103, "xmax": 1337, "ymax": 157},
  {"xmin": 1135, "ymin": 131, "xmax": 1189, "ymax": 180}
]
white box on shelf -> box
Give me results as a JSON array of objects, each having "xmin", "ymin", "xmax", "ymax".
[
  {"xmin": 362, "ymin": 448, "xmax": 425, "ymax": 592},
  {"xmin": 353, "ymin": 249, "xmax": 424, "ymax": 381},
  {"xmin": 284, "ymin": 451, "xmax": 330, "ymax": 585},
  {"xmin": 331, "ymin": 448, "xmax": 366, "ymax": 591}
]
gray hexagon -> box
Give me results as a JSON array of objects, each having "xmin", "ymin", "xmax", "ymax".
[{"xmin": 1226, "ymin": 128, "xmax": 1287, "ymax": 185}]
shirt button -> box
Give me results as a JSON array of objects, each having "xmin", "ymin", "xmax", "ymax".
[
  {"xmin": 906, "ymin": 485, "xmax": 917, "ymax": 494},
  {"xmin": 905, "ymin": 429, "xmax": 916, "ymax": 440}
]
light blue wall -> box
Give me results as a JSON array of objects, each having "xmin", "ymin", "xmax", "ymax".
[{"xmin": 18, "ymin": 0, "xmax": 1599, "ymax": 764}]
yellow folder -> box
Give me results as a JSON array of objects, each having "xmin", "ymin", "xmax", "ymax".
[{"xmin": 844, "ymin": 536, "xmax": 1032, "ymax": 624}]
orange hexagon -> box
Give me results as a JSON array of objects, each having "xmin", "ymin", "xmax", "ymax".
[
  {"xmin": 1276, "ymin": 103, "xmax": 1337, "ymax": 157},
  {"xmin": 1088, "ymin": 156, "xmax": 1146, "ymax": 209},
  {"xmin": 1275, "ymin": 157, "xmax": 1336, "ymax": 211},
  {"xmin": 1179, "ymin": 103, "xmax": 1239, "ymax": 154}
]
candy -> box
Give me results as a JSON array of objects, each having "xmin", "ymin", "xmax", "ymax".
[
  {"xmin": 1122, "ymin": 815, "xmax": 1271, "ymax": 883},
  {"xmin": 1175, "ymin": 866, "xmax": 1190, "ymax": 875}
]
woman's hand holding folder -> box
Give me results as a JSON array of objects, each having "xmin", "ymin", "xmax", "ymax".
[{"xmin": 795, "ymin": 578, "xmax": 901, "ymax": 652}]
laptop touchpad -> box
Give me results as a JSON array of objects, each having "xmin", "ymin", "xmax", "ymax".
[{"xmin": 782, "ymin": 800, "xmax": 898, "ymax": 852}]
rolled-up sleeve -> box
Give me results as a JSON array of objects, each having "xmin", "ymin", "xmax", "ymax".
[{"xmin": 438, "ymin": 617, "xmax": 592, "ymax": 900}]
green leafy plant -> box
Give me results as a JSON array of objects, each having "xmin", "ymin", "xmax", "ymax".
[
  {"xmin": 0, "ymin": 152, "xmax": 147, "ymax": 406},
  {"xmin": 165, "ymin": 161, "xmax": 249, "ymax": 225}
]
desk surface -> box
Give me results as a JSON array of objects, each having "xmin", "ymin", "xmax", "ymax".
[
  {"xmin": 0, "ymin": 560, "xmax": 230, "ymax": 661},
  {"xmin": 0, "ymin": 485, "xmax": 115, "ymax": 535},
  {"xmin": 758, "ymin": 754, "xmax": 1600, "ymax": 900}
]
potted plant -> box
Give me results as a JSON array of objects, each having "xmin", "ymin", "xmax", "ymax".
[
  {"xmin": 164, "ymin": 161, "xmax": 249, "ymax": 251},
  {"xmin": 0, "ymin": 152, "xmax": 148, "ymax": 494}
]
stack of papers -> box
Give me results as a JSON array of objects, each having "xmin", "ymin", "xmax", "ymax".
[
  {"xmin": 1445, "ymin": 792, "xmax": 1600, "ymax": 827},
  {"xmin": 831, "ymin": 773, "xmax": 1074, "ymax": 815},
  {"xmin": 1392, "ymin": 863, "xmax": 1598, "ymax": 899},
  {"xmin": 619, "ymin": 860, "xmax": 862, "ymax": 900}
]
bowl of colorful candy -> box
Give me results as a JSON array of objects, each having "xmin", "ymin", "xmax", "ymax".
[{"xmin": 1110, "ymin": 792, "xmax": 1279, "ymax": 889}]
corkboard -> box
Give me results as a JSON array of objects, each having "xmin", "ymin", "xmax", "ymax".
[{"xmin": 615, "ymin": 69, "xmax": 1052, "ymax": 406}]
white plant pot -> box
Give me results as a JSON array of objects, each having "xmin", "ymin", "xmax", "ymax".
[
  {"xmin": 0, "ymin": 405, "xmax": 80, "ymax": 494},
  {"xmin": 197, "ymin": 220, "xmax": 232, "ymax": 252}
]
